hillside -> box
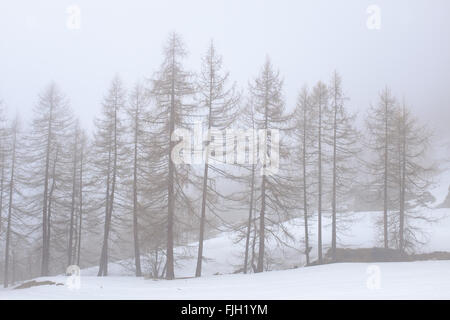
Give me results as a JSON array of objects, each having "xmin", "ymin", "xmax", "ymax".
[
  {"xmin": 2, "ymin": 261, "xmax": 450, "ymax": 299},
  {"xmin": 1, "ymin": 208, "xmax": 450, "ymax": 299}
]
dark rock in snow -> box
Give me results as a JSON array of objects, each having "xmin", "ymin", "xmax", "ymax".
[
  {"xmin": 307, "ymin": 247, "xmax": 450, "ymax": 265},
  {"xmin": 13, "ymin": 280, "xmax": 63, "ymax": 289}
]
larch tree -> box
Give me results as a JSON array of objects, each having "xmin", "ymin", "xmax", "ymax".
[
  {"xmin": 326, "ymin": 71, "xmax": 360, "ymax": 261},
  {"xmin": 249, "ymin": 57, "xmax": 290, "ymax": 273},
  {"xmin": 124, "ymin": 81, "xmax": 150, "ymax": 277},
  {"xmin": 94, "ymin": 75, "xmax": 127, "ymax": 276},
  {"xmin": 365, "ymin": 87, "xmax": 397, "ymax": 248},
  {"xmin": 67, "ymin": 120, "xmax": 81, "ymax": 266},
  {"xmin": 148, "ymin": 32, "xmax": 195, "ymax": 279},
  {"xmin": 26, "ymin": 83, "xmax": 74, "ymax": 276},
  {"xmin": 194, "ymin": 40, "xmax": 240, "ymax": 277},
  {"xmin": 310, "ymin": 81, "xmax": 328, "ymax": 264},
  {"xmin": 291, "ymin": 86, "xmax": 317, "ymax": 266},
  {"xmin": 3, "ymin": 116, "xmax": 26, "ymax": 287},
  {"xmin": 0, "ymin": 100, "xmax": 7, "ymax": 235},
  {"xmin": 76, "ymin": 128, "xmax": 89, "ymax": 267},
  {"xmin": 242, "ymin": 101, "xmax": 258, "ymax": 274},
  {"xmin": 392, "ymin": 103, "xmax": 436, "ymax": 253},
  {"xmin": 3, "ymin": 117, "xmax": 17, "ymax": 288}
]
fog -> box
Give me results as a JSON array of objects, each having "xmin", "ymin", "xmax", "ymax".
[
  {"xmin": 2, "ymin": 1, "xmax": 450, "ymax": 300},
  {"xmin": 1, "ymin": 0, "xmax": 449, "ymax": 139}
]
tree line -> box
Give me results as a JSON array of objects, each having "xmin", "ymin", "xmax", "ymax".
[{"xmin": 0, "ymin": 32, "xmax": 437, "ymax": 286}]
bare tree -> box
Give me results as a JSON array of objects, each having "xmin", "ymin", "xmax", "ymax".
[
  {"xmin": 291, "ymin": 86, "xmax": 317, "ymax": 265},
  {"xmin": 249, "ymin": 57, "xmax": 289, "ymax": 272},
  {"xmin": 392, "ymin": 102, "xmax": 436, "ymax": 253},
  {"xmin": 124, "ymin": 82, "xmax": 151, "ymax": 276},
  {"xmin": 326, "ymin": 71, "xmax": 360, "ymax": 261},
  {"xmin": 194, "ymin": 40, "xmax": 240, "ymax": 277},
  {"xmin": 76, "ymin": 129, "xmax": 88, "ymax": 267},
  {"xmin": 3, "ymin": 116, "xmax": 21, "ymax": 287},
  {"xmin": 26, "ymin": 83, "xmax": 74, "ymax": 276},
  {"xmin": 67, "ymin": 121, "xmax": 81, "ymax": 266},
  {"xmin": 149, "ymin": 32, "xmax": 195, "ymax": 279},
  {"xmin": 0, "ymin": 100, "xmax": 7, "ymax": 234},
  {"xmin": 242, "ymin": 103, "xmax": 257, "ymax": 274},
  {"xmin": 310, "ymin": 81, "xmax": 328, "ymax": 264},
  {"xmin": 366, "ymin": 87, "xmax": 397, "ymax": 248},
  {"xmin": 94, "ymin": 76, "xmax": 127, "ymax": 276}
]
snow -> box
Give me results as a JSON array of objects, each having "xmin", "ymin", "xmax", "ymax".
[
  {"xmin": 431, "ymin": 168, "xmax": 450, "ymax": 206},
  {"xmin": 2, "ymin": 261, "xmax": 450, "ymax": 299},
  {"xmin": 1, "ymin": 208, "xmax": 450, "ymax": 299},
  {"xmin": 82, "ymin": 208, "xmax": 450, "ymax": 277}
]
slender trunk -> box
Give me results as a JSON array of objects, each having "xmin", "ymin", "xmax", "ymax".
[
  {"xmin": 68, "ymin": 132, "xmax": 78, "ymax": 266},
  {"xmin": 46, "ymin": 153, "xmax": 58, "ymax": 273},
  {"xmin": 4, "ymin": 125, "xmax": 16, "ymax": 288},
  {"xmin": 195, "ymin": 159, "xmax": 209, "ymax": 277},
  {"xmin": 331, "ymin": 92, "xmax": 338, "ymax": 261},
  {"xmin": 196, "ymin": 58, "xmax": 214, "ymax": 277},
  {"xmin": 317, "ymin": 96, "xmax": 323, "ymax": 264},
  {"xmin": 11, "ymin": 251, "xmax": 16, "ymax": 285},
  {"xmin": 41, "ymin": 102, "xmax": 54, "ymax": 277},
  {"xmin": 0, "ymin": 154, "xmax": 4, "ymax": 234},
  {"xmin": 166, "ymin": 45, "xmax": 176, "ymax": 280},
  {"xmin": 103, "ymin": 105, "xmax": 119, "ymax": 276},
  {"xmin": 76, "ymin": 144, "xmax": 84, "ymax": 266},
  {"xmin": 383, "ymin": 99, "xmax": 389, "ymax": 249},
  {"xmin": 243, "ymin": 163, "xmax": 256, "ymax": 274},
  {"xmin": 257, "ymin": 77, "xmax": 269, "ymax": 273},
  {"xmin": 98, "ymin": 146, "xmax": 111, "ymax": 276},
  {"xmin": 302, "ymin": 107, "xmax": 310, "ymax": 266},
  {"xmin": 99, "ymin": 89, "xmax": 120, "ymax": 277},
  {"xmin": 399, "ymin": 108, "xmax": 406, "ymax": 253},
  {"xmin": 258, "ymin": 177, "xmax": 267, "ymax": 272},
  {"xmin": 132, "ymin": 107, "xmax": 142, "ymax": 277},
  {"xmin": 250, "ymin": 218, "xmax": 257, "ymax": 273}
]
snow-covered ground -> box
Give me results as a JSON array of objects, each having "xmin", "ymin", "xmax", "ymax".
[
  {"xmin": 81, "ymin": 208, "xmax": 450, "ymax": 277},
  {"xmin": 1, "ymin": 208, "xmax": 450, "ymax": 299},
  {"xmin": 2, "ymin": 261, "xmax": 450, "ymax": 299}
]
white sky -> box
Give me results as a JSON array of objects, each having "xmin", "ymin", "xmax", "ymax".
[{"xmin": 0, "ymin": 0, "xmax": 449, "ymax": 141}]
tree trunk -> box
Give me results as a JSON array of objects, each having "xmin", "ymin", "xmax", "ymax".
[
  {"xmin": 68, "ymin": 131, "xmax": 78, "ymax": 266},
  {"xmin": 4, "ymin": 124, "xmax": 16, "ymax": 288},
  {"xmin": 331, "ymin": 92, "xmax": 338, "ymax": 261},
  {"xmin": 98, "ymin": 146, "xmax": 111, "ymax": 276},
  {"xmin": 0, "ymin": 154, "xmax": 4, "ymax": 235},
  {"xmin": 45, "ymin": 153, "xmax": 58, "ymax": 274},
  {"xmin": 195, "ymin": 159, "xmax": 209, "ymax": 277},
  {"xmin": 132, "ymin": 109, "xmax": 142, "ymax": 277},
  {"xmin": 399, "ymin": 107, "xmax": 406, "ymax": 253},
  {"xmin": 302, "ymin": 107, "xmax": 310, "ymax": 266},
  {"xmin": 257, "ymin": 97, "xmax": 269, "ymax": 273},
  {"xmin": 99, "ymin": 116, "xmax": 117, "ymax": 277},
  {"xmin": 317, "ymin": 96, "xmax": 323, "ymax": 264},
  {"xmin": 257, "ymin": 160, "xmax": 267, "ymax": 272},
  {"xmin": 196, "ymin": 62, "xmax": 214, "ymax": 277},
  {"xmin": 383, "ymin": 96, "xmax": 389, "ymax": 249},
  {"xmin": 250, "ymin": 218, "xmax": 258, "ymax": 273},
  {"xmin": 76, "ymin": 143, "xmax": 84, "ymax": 266},
  {"xmin": 41, "ymin": 102, "xmax": 54, "ymax": 277},
  {"xmin": 243, "ymin": 163, "xmax": 256, "ymax": 274},
  {"xmin": 103, "ymin": 106, "xmax": 119, "ymax": 276},
  {"xmin": 166, "ymin": 46, "xmax": 176, "ymax": 280}
]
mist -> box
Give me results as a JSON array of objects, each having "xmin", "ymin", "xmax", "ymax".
[{"xmin": 1, "ymin": 0, "xmax": 449, "ymax": 136}]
